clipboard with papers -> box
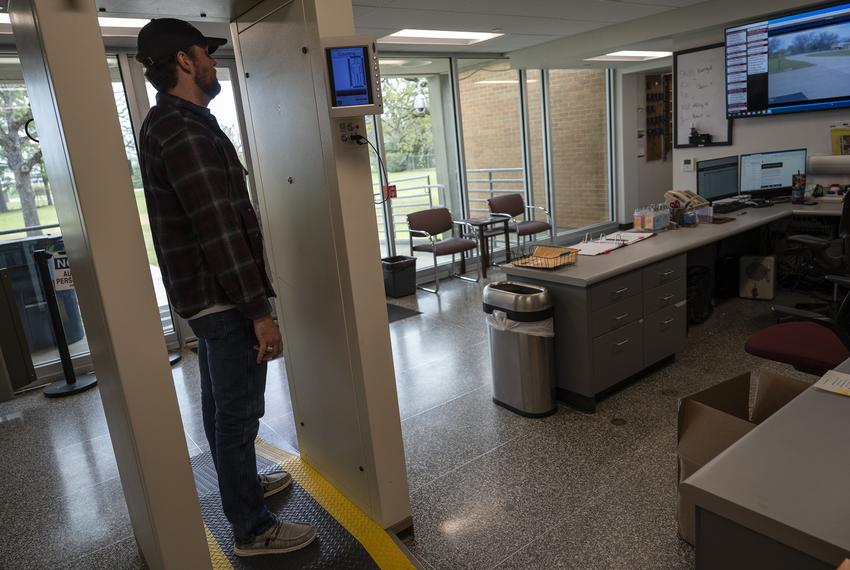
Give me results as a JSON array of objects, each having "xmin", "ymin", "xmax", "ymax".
[{"xmin": 572, "ymin": 231, "xmax": 655, "ymax": 256}]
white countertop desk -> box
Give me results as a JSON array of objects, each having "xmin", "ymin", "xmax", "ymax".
[
  {"xmin": 504, "ymin": 201, "xmax": 842, "ymax": 288},
  {"xmin": 680, "ymin": 361, "xmax": 850, "ymax": 568},
  {"xmin": 502, "ymin": 200, "xmax": 843, "ymax": 411}
]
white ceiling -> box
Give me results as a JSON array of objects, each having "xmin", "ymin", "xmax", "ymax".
[{"xmin": 352, "ymin": 0, "xmax": 707, "ymax": 53}]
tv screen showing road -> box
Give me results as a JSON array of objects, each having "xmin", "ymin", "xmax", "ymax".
[{"xmin": 727, "ymin": 2, "xmax": 850, "ymax": 118}]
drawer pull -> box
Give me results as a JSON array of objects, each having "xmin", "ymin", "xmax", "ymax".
[
  {"xmin": 662, "ymin": 294, "xmax": 675, "ymax": 302},
  {"xmin": 615, "ymin": 338, "xmax": 630, "ymax": 348},
  {"xmin": 660, "ymin": 270, "xmax": 676, "ymax": 279},
  {"xmin": 615, "ymin": 313, "xmax": 630, "ymax": 321},
  {"xmin": 613, "ymin": 287, "xmax": 629, "ymax": 296},
  {"xmin": 661, "ymin": 318, "xmax": 675, "ymax": 325}
]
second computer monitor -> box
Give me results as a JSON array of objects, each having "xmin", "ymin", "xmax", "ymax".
[
  {"xmin": 697, "ymin": 155, "xmax": 739, "ymax": 202},
  {"xmin": 739, "ymin": 148, "xmax": 807, "ymax": 198}
]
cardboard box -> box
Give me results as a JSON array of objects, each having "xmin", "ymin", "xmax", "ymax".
[{"xmin": 676, "ymin": 370, "xmax": 810, "ymax": 545}]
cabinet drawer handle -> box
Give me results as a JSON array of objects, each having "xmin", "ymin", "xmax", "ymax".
[
  {"xmin": 662, "ymin": 318, "xmax": 675, "ymax": 325},
  {"xmin": 615, "ymin": 338, "xmax": 630, "ymax": 347},
  {"xmin": 660, "ymin": 270, "xmax": 676, "ymax": 279},
  {"xmin": 662, "ymin": 294, "xmax": 675, "ymax": 302},
  {"xmin": 613, "ymin": 287, "xmax": 629, "ymax": 296},
  {"xmin": 615, "ymin": 313, "xmax": 629, "ymax": 321}
]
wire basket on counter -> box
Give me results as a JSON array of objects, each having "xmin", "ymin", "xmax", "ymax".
[{"xmin": 512, "ymin": 244, "xmax": 578, "ymax": 270}]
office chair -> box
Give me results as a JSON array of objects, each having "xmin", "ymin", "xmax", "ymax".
[
  {"xmin": 785, "ymin": 192, "xmax": 850, "ymax": 284},
  {"xmin": 744, "ymin": 274, "xmax": 850, "ymax": 375},
  {"xmin": 487, "ymin": 193, "xmax": 553, "ymax": 260},
  {"xmin": 407, "ymin": 207, "xmax": 481, "ymax": 294}
]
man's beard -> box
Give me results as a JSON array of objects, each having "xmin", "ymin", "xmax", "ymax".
[{"xmin": 197, "ymin": 73, "xmax": 221, "ymax": 99}]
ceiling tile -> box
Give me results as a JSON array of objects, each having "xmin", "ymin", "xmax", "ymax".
[
  {"xmin": 373, "ymin": 0, "xmax": 673, "ymax": 23},
  {"xmin": 355, "ymin": 7, "xmax": 618, "ymax": 36}
]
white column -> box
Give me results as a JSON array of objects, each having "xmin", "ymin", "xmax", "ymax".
[
  {"xmin": 233, "ymin": 0, "xmax": 411, "ymax": 529},
  {"xmin": 9, "ymin": 1, "xmax": 210, "ymax": 567}
]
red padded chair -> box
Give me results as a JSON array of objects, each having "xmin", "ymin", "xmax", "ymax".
[
  {"xmin": 487, "ymin": 193, "xmax": 552, "ymax": 259},
  {"xmin": 407, "ymin": 207, "xmax": 480, "ymax": 294},
  {"xmin": 745, "ymin": 275, "xmax": 850, "ymax": 375}
]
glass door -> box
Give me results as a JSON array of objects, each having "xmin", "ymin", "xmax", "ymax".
[{"xmin": 368, "ymin": 57, "xmax": 461, "ymax": 265}]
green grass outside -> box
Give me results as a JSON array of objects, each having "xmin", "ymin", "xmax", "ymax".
[
  {"xmin": 0, "ymin": 191, "xmax": 159, "ymax": 267},
  {"xmin": 768, "ymin": 54, "xmax": 815, "ymax": 74},
  {"xmin": 807, "ymin": 48, "xmax": 850, "ymax": 57}
]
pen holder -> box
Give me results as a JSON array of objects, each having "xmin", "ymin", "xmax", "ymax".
[{"xmin": 670, "ymin": 207, "xmax": 686, "ymax": 226}]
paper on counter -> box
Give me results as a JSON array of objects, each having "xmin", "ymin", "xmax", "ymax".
[
  {"xmin": 572, "ymin": 241, "xmax": 622, "ymax": 256},
  {"xmin": 814, "ymin": 370, "xmax": 850, "ymax": 397},
  {"xmin": 602, "ymin": 232, "xmax": 655, "ymax": 246}
]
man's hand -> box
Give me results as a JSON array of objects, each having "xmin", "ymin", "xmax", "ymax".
[{"xmin": 253, "ymin": 315, "xmax": 282, "ymax": 364}]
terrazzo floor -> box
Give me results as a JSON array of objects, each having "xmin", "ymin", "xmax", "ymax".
[{"xmin": 0, "ymin": 268, "xmax": 816, "ymax": 569}]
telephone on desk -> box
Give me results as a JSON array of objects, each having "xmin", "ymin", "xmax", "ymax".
[{"xmin": 664, "ymin": 190, "xmax": 709, "ymax": 210}]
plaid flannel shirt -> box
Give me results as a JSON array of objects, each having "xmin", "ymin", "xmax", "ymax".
[{"xmin": 138, "ymin": 92, "xmax": 275, "ymax": 321}]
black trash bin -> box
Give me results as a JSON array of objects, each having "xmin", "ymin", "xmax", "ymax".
[{"xmin": 382, "ymin": 256, "xmax": 416, "ymax": 298}]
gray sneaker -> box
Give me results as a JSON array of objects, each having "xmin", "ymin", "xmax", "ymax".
[
  {"xmin": 259, "ymin": 470, "xmax": 292, "ymax": 498},
  {"xmin": 234, "ymin": 520, "xmax": 317, "ymax": 557}
]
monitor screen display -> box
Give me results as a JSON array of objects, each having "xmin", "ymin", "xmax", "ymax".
[
  {"xmin": 739, "ymin": 149, "xmax": 807, "ymax": 194},
  {"xmin": 697, "ymin": 156, "xmax": 739, "ymax": 201},
  {"xmin": 326, "ymin": 46, "xmax": 373, "ymax": 108},
  {"xmin": 726, "ymin": 2, "xmax": 850, "ymax": 118}
]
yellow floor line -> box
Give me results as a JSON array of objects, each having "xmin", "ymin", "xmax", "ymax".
[
  {"xmin": 205, "ymin": 524, "xmax": 234, "ymax": 570},
  {"xmin": 255, "ymin": 438, "xmax": 415, "ymax": 570}
]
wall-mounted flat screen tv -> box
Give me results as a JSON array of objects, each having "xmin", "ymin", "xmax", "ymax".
[{"xmin": 726, "ymin": 2, "xmax": 850, "ymax": 118}]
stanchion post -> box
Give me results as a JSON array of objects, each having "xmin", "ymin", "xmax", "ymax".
[{"xmin": 33, "ymin": 249, "xmax": 97, "ymax": 397}]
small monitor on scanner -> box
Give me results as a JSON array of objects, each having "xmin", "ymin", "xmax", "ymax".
[
  {"xmin": 697, "ymin": 156, "xmax": 740, "ymax": 202},
  {"xmin": 739, "ymin": 148, "xmax": 807, "ymax": 198},
  {"xmin": 323, "ymin": 36, "xmax": 383, "ymax": 117}
]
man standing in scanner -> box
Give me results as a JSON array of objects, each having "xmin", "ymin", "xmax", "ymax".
[{"xmin": 135, "ymin": 19, "xmax": 316, "ymax": 557}]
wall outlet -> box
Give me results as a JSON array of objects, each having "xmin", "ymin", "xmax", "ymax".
[
  {"xmin": 682, "ymin": 157, "xmax": 695, "ymax": 172},
  {"xmin": 338, "ymin": 120, "xmax": 362, "ymax": 143}
]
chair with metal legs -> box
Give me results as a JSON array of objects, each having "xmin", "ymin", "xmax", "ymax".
[
  {"xmin": 407, "ymin": 207, "xmax": 481, "ymax": 294},
  {"xmin": 487, "ymin": 193, "xmax": 553, "ymax": 258}
]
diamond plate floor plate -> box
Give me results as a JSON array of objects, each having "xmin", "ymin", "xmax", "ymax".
[{"xmin": 191, "ymin": 439, "xmax": 413, "ymax": 569}]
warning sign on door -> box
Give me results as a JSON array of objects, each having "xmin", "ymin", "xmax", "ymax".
[{"xmin": 52, "ymin": 254, "xmax": 74, "ymax": 291}]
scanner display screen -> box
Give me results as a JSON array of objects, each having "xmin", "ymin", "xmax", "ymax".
[{"xmin": 326, "ymin": 46, "xmax": 372, "ymax": 108}]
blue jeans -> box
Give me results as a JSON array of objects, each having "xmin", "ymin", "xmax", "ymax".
[{"xmin": 189, "ymin": 309, "xmax": 276, "ymax": 543}]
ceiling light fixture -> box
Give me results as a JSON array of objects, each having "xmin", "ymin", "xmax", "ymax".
[
  {"xmin": 585, "ymin": 50, "xmax": 672, "ymax": 62},
  {"xmin": 379, "ymin": 29, "xmax": 503, "ymax": 46},
  {"xmin": 97, "ymin": 17, "xmax": 151, "ymax": 29},
  {"xmin": 0, "ymin": 14, "xmax": 150, "ymax": 28}
]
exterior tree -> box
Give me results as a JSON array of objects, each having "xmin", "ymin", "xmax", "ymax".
[
  {"xmin": 380, "ymin": 77, "xmax": 433, "ymax": 173},
  {"xmin": 0, "ymin": 81, "xmax": 44, "ymax": 236}
]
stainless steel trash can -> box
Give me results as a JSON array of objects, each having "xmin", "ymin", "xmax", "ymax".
[{"xmin": 483, "ymin": 282, "xmax": 556, "ymax": 417}]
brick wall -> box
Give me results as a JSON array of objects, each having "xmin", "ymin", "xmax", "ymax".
[{"xmin": 458, "ymin": 67, "xmax": 609, "ymax": 231}]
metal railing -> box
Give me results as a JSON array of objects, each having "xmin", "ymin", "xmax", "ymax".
[
  {"xmin": 0, "ymin": 223, "xmax": 61, "ymax": 238},
  {"xmin": 466, "ymin": 167, "xmax": 524, "ymax": 216},
  {"xmin": 372, "ymin": 173, "xmax": 447, "ymax": 246}
]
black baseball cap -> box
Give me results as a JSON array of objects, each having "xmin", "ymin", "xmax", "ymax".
[{"xmin": 136, "ymin": 18, "xmax": 226, "ymax": 66}]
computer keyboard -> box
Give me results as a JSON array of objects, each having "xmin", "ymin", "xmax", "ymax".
[{"xmin": 713, "ymin": 201, "xmax": 746, "ymax": 214}]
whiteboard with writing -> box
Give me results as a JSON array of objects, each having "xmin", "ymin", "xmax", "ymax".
[{"xmin": 674, "ymin": 44, "xmax": 732, "ymax": 147}]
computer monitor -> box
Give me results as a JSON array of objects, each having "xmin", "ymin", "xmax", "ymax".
[
  {"xmin": 739, "ymin": 148, "xmax": 807, "ymax": 197},
  {"xmin": 697, "ymin": 156, "xmax": 739, "ymax": 202}
]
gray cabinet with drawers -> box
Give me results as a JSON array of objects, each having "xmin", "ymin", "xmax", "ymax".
[{"xmin": 513, "ymin": 253, "xmax": 687, "ymax": 411}]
